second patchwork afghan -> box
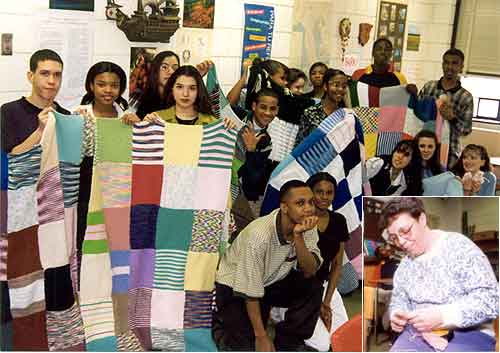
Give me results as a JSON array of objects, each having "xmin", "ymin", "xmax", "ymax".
[{"xmin": 80, "ymin": 118, "xmax": 237, "ymax": 351}]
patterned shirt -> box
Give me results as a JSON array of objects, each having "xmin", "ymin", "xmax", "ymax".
[
  {"xmin": 216, "ymin": 208, "xmax": 322, "ymax": 298},
  {"xmin": 295, "ymin": 103, "xmax": 327, "ymax": 147},
  {"xmin": 389, "ymin": 231, "xmax": 498, "ymax": 336},
  {"xmin": 418, "ymin": 79, "xmax": 473, "ymax": 168},
  {"xmin": 351, "ymin": 65, "xmax": 407, "ymax": 88}
]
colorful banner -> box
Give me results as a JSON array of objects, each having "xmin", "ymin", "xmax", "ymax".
[{"xmin": 241, "ymin": 4, "xmax": 275, "ymax": 68}]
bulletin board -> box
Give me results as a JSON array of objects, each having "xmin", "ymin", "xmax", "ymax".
[{"xmin": 376, "ymin": 0, "xmax": 407, "ymax": 72}]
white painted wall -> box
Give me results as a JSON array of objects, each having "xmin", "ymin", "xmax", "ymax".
[
  {"xmin": 0, "ymin": 0, "xmax": 293, "ymax": 107},
  {"xmin": 3, "ymin": 0, "xmax": 497, "ymax": 116}
]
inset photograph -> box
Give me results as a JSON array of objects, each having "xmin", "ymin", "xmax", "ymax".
[{"xmin": 363, "ymin": 196, "xmax": 499, "ymax": 351}]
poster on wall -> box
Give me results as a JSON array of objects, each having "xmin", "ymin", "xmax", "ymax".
[
  {"xmin": 407, "ymin": 24, "xmax": 420, "ymax": 51},
  {"xmin": 241, "ymin": 4, "xmax": 275, "ymax": 69},
  {"xmin": 176, "ymin": 28, "xmax": 213, "ymax": 65},
  {"xmin": 1, "ymin": 34, "xmax": 13, "ymax": 56},
  {"xmin": 49, "ymin": 0, "xmax": 94, "ymax": 11},
  {"xmin": 183, "ymin": 0, "xmax": 215, "ymax": 29},
  {"xmin": 129, "ymin": 47, "xmax": 156, "ymax": 105},
  {"xmin": 376, "ymin": 1, "xmax": 407, "ymax": 72},
  {"xmin": 288, "ymin": 0, "xmax": 332, "ymax": 72},
  {"xmin": 39, "ymin": 12, "xmax": 93, "ymax": 109}
]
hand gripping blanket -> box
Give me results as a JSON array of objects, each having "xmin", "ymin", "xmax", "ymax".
[
  {"xmin": 79, "ymin": 117, "xmax": 237, "ymax": 351},
  {"xmin": 1, "ymin": 112, "xmax": 85, "ymax": 351},
  {"xmin": 260, "ymin": 109, "xmax": 365, "ymax": 280},
  {"xmin": 349, "ymin": 81, "xmax": 450, "ymax": 168}
]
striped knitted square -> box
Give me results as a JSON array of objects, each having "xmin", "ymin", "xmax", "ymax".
[
  {"xmin": 46, "ymin": 302, "xmax": 85, "ymax": 351},
  {"xmin": 116, "ymin": 330, "xmax": 144, "ymax": 351},
  {"xmin": 8, "ymin": 270, "xmax": 45, "ymax": 318},
  {"xmin": 376, "ymin": 131, "xmax": 403, "ymax": 156},
  {"xmin": 7, "ymin": 145, "xmax": 41, "ymax": 190},
  {"xmin": 153, "ymin": 249, "xmax": 187, "ymax": 291},
  {"xmin": 132, "ymin": 122, "xmax": 164, "ymax": 166},
  {"xmin": 296, "ymin": 136, "xmax": 337, "ymax": 176},
  {"xmin": 190, "ymin": 210, "xmax": 224, "ymax": 253},
  {"xmin": 0, "ymin": 235, "xmax": 6, "ymax": 281},
  {"xmin": 110, "ymin": 251, "xmax": 130, "ymax": 294},
  {"xmin": 80, "ymin": 299, "xmax": 116, "ymax": 344},
  {"xmin": 128, "ymin": 288, "xmax": 152, "ymax": 330},
  {"xmin": 59, "ymin": 162, "xmax": 80, "ymax": 207},
  {"xmin": 97, "ymin": 162, "xmax": 132, "ymax": 208},
  {"xmin": 183, "ymin": 291, "xmax": 213, "ymax": 329},
  {"xmin": 37, "ymin": 166, "xmax": 65, "ymax": 225},
  {"xmin": 151, "ymin": 328, "xmax": 185, "ymax": 351},
  {"xmin": 198, "ymin": 120, "xmax": 237, "ymax": 169}
]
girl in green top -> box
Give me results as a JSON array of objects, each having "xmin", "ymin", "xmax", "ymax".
[{"xmin": 145, "ymin": 65, "xmax": 234, "ymax": 128}]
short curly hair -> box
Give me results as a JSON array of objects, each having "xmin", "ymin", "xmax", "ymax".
[{"xmin": 379, "ymin": 197, "xmax": 425, "ymax": 230}]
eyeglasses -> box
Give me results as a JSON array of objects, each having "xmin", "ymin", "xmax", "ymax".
[
  {"xmin": 160, "ymin": 63, "xmax": 179, "ymax": 72},
  {"xmin": 387, "ymin": 221, "xmax": 415, "ymax": 244}
]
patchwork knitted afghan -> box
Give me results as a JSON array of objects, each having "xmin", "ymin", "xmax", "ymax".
[
  {"xmin": 79, "ymin": 117, "xmax": 237, "ymax": 351},
  {"xmin": 260, "ymin": 109, "xmax": 365, "ymax": 280},
  {"xmin": 349, "ymin": 81, "xmax": 450, "ymax": 168},
  {"xmin": 1, "ymin": 112, "xmax": 85, "ymax": 351}
]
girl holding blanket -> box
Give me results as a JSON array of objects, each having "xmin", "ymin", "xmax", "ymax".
[
  {"xmin": 76, "ymin": 61, "xmax": 129, "ymax": 286},
  {"xmin": 450, "ymin": 144, "xmax": 496, "ymax": 196},
  {"xmin": 144, "ymin": 65, "xmax": 235, "ymax": 129}
]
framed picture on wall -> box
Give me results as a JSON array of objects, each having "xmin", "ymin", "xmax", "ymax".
[
  {"xmin": 376, "ymin": 0, "xmax": 408, "ymax": 71},
  {"xmin": 49, "ymin": 0, "xmax": 94, "ymax": 11}
]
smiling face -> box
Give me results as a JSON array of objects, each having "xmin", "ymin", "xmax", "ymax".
[
  {"xmin": 418, "ymin": 137, "xmax": 437, "ymax": 161},
  {"xmin": 324, "ymin": 74, "xmax": 348, "ymax": 104},
  {"xmin": 392, "ymin": 148, "xmax": 412, "ymax": 170},
  {"xmin": 172, "ymin": 75, "xmax": 197, "ymax": 110},
  {"xmin": 90, "ymin": 72, "xmax": 121, "ymax": 107},
  {"xmin": 252, "ymin": 95, "xmax": 279, "ymax": 128},
  {"xmin": 462, "ymin": 149, "xmax": 485, "ymax": 174},
  {"xmin": 386, "ymin": 212, "xmax": 427, "ymax": 258}
]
